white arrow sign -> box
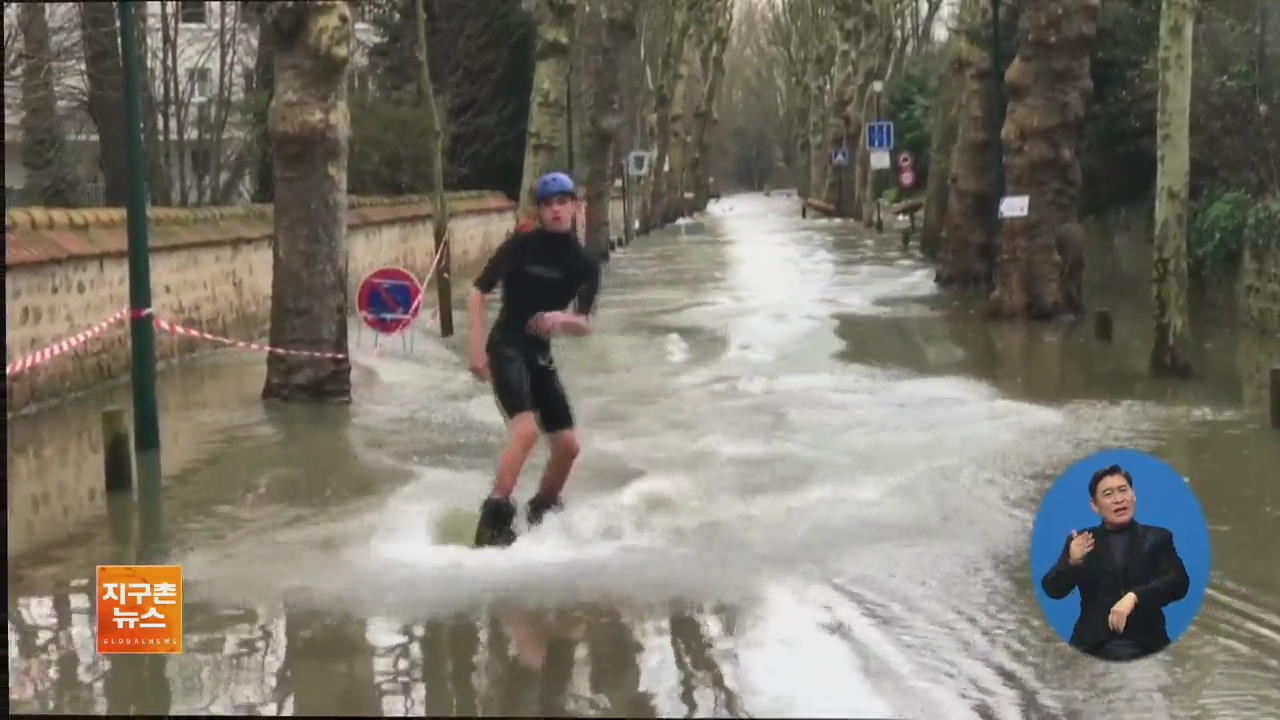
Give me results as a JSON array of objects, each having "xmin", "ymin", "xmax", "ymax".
[{"xmin": 998, "ymin": 195, "xmax": 1030, "ymax": 219}]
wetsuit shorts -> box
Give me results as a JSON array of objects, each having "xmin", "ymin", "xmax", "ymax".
[{"xmin": 487, "ymin": 338, "xmax": 574, "ymax": 433}]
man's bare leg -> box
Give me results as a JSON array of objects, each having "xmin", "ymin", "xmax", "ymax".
[
  {"xmin": 476, "ymin": 412, "xmax": 540, "ymax": 546},
  {"xmin": 491, "ymin": 412, "xmax": 541, "ymax": 499},
  {"xmin": 538, "ymin": 429, "xmax": 580, "ymax": 499},
  {"xmin": 528, "ymin": 429, "xmax": 579, "ymax": 526}
]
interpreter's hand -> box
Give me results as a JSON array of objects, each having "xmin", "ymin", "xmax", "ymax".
[
  {"xmin": 468, "ymin": 349, "xmax": 490, "ymax": 382},
  {"xmin": 1068, "ymin": 530, "xmax": 1095, "ymax": 566},
  {"xmin": 1109, "ymin": 592, "xmax": 1138, "ymax": 633}
]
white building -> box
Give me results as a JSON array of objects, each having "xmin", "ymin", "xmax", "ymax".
[{"xmin": 4, "ymin": 1, "xmax": 380, "ymax": 207}]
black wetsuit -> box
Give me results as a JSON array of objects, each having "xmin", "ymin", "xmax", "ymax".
[{"xmin": 473, "ymin": 226, "xmax": 600, "ymax": 433}]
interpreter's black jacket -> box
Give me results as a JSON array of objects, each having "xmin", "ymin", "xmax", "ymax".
[{"xmin": 1040, "ymin": 521, "xmax": 1190, "ymax": 656}]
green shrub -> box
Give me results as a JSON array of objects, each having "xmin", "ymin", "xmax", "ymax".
[{"xmin": 1189, "ymin": 189, "xmax": 1252, "ymax": 278}]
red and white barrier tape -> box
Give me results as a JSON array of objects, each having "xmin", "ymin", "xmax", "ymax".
[
  {"xmin": 152, "ymin": 318, "xmax": 347, "ymax": 359},
  {"xmin": 6, "ymin": 244, "xmax": 457, "ymax": 378},
  {"xmin": 5, "ymin": 309, "xmax": 130, "ymax": 377}
]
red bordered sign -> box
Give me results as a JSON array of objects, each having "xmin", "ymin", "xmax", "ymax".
[{"xmin": 357, "ymin": 266, "xmax": 423, "ymax": 334}]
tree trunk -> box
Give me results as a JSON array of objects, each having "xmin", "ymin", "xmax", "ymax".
[
  {"xmin": 251, "ymin": 2, "xmax": 275, "ymax": 203},
  {"xmin": 988, "ymin": 0, "xmax": 1099, "ymax": 319},
  {"xmin": 585, "ymin": 0, "xmax": 642, "ymax": 257},
  {"xmin": 518, "ymin": 0, "xmax": 578, "ymax": 219},
  {"xmin": 79, "ymin": 1, "xmax": 129, "ymax": 206},
  {"xmin": 416, "ymin": 0, "xmax": 454, "ymax": 337},
  {"xmin": 261, "ymin": 1, "xmax": 353, "ymax": 403},
  {"xmin": 921, "ymin": 42, "xmax": 964, "ymax": 258},
  {"xmin": 688, "ymin": 0, "xmax": 732, "ymax": 213},
  {"xmin": 19, "ymin": 3, "xmax": 81, "ymax": 207},
  {"xmin": 661, "ymin": 26, "xmax": 695, "ymax": 223},
  {"xmin": 820, "ymin": 0, "xmax": 860, "ymax": 214},
  {"xmin": 646, "ymin": 0, "xmax": 693, "ymax": 231},
  {"xmin": 936, "ymin": 1, "xmax": 999, "ymax": 289},
  {"xmin": 1151, "ymin": 0, "xmax": 1194, "ymax": 376}
]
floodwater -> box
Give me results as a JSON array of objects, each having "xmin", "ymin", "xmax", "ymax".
[{"xmin": 8, "ymin": 193, "xmax": 1280, "ymax": 718}]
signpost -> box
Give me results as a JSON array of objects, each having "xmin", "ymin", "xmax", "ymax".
[
  {"xmin": 357, "ymin": 267, "xmax": 423, "ymax": 335},
  {"xmin": 866, "ymin": 118, "xmax": 895, "ymax": 231}
]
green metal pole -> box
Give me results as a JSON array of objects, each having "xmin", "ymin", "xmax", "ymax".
[{"xmin": 118, "ymin": 1, "xmax": 160, "ymax": 458}]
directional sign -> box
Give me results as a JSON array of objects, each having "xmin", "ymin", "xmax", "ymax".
[
  {"xmin": 998, "ymin": 195, "xmax": 1031, "ymax": 219},
  {"xmin": 866, "ymin": 121, "xmax": 895, "ymax": 151},
  {"xmin": 830, "ymin": 148, "xmax": 849, "ymax": 167},
  {"xmin": 357, "ymin": 266, "xmax": 423, "ymax": 334}
]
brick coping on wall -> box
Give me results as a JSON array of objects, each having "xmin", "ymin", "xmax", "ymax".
[{"xmin": 4, "ymin": 191, "xmax": 516, "ymax": 266}]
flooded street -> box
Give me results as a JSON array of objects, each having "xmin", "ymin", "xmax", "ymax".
[{"xmin": 8, "ymin": 194, "xmax": 1280, "ymax": 718}]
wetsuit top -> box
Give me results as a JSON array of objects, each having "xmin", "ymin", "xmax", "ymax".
[{"xmin": 473, "ymin": 225, "xmax": 600, "ymax": 350}]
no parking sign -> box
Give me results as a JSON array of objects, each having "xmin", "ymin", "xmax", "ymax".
[{"xmin": 357, "ymin": 267, "xmax": 423, "ymax": 334}]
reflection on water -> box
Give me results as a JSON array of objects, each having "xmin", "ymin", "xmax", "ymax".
[{"xmin": 8, "ymin": 194, "xmax": 1280, "ymax": 718}]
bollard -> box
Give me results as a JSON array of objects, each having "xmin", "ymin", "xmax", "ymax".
[
  {"xmin": 102, "ymin": 407, "xmax": 134, "ymax": 492},
  {"xmin": 1271, "ymin": 368, "xmax": 1279, "ymax": 429},
  {"xmin": 1095, "ymin": 310, "xmax": 1113, "ymax": 343}
]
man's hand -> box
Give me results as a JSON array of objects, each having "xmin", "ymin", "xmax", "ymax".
[
  {"xmin": 1109, "ymin": 592, "xmax": 1138, "ymax": 633},
  {"xmin": 528, "ymin": 311, "xmax": 591, "ymax": 338},
  {"xmin": 1067, "ymin": 530, "xmax": 1095, "ymax": 566}
]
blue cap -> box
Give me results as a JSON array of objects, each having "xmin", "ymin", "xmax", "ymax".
[{"xmin": 535, "ymin": 172, "xmax": 577, "ymax": 202}]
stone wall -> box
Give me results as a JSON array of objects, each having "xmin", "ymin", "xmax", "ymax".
[{"xmin": 1240, "ymin": 243, "xmax": 1280, "ymax": 335}]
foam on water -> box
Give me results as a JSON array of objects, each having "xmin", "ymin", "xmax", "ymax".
[{"xmin": 164, "ymin": 194, "xmax": 1263, "ymax": 716}]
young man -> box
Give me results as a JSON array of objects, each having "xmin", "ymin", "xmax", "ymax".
[
  {"xmin": 467, "ymin": 171, "xmax": 601, "ymax": 547},
  {"xmin": 1040, "ymin": 465, "xmax": 1191, "ymax": 661}
]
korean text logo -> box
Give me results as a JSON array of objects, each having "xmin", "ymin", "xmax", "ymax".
[{"xmin": 96, "ymin": 565, "xmax": 183, "ymax": 654}]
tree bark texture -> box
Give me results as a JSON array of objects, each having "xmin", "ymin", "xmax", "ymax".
[
  {"xmin": 1151, "ymin": 0, "xmax": 1194, "ymax": 376},
  {"xmin": 585, "ymin": 0, "xmax": 642, "ymax": 257},
  {"xmin": 646, "ymin": 0, "xmax": 692, "ymax": 231},
  {"xmin": 660, "ymin": 16, "xmax": 695, "ymax": 223},
  {"xmin": 79, "ymin": 1, "xmax": 128, "ymax": 206},
  {"xmin": 261, "ymin": 1, "xmax": 354, "ymax": 402},
  {"xmin": 806, "ymin": 22, "xmax": 835, "ymax": 203},
  {"xmin": 417, "ymin": 0, "xmax": 454, "ymax": 337},
  {"xmin": 688, "ymin": 0, "xmax": 732, "ymax": 212},
  {"xmin": 921, "ymin": 42, "xmax": 965, "ymax": 258},
  {"xmin": 518, "ymin": 0, "xmax": 578, "ymax": 219},
  {"xmin": 937, "ymin": 2, "xmax": 999, "ymax": 289},
  {"xmin": 19, "ymin": 3, "xmax": 81, "ymax": 206},
  {"xmin": 820, "ymin": 0, "xmax": 862, "ymax": 214},
  {"xmin": 252, "ymin": 2, "xmax": 276, "ymax": 203},
  {"xmin": 988, "ymin": 0, "xmax": 1099, "ymax": 319}
]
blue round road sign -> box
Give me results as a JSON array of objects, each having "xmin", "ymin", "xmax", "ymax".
[{"xmin": 357, "ymin": 266, "xmax": 423, "ymax": 334}]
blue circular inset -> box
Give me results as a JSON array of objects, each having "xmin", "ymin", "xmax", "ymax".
[{"xmin": 1029, "ymin": 448, "xmax": 1211, "ymax": 659}]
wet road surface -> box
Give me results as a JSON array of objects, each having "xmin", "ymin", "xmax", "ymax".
[{"xmin": 8, "ymin": 193, "xmax": 1280, "ymax": 718}]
